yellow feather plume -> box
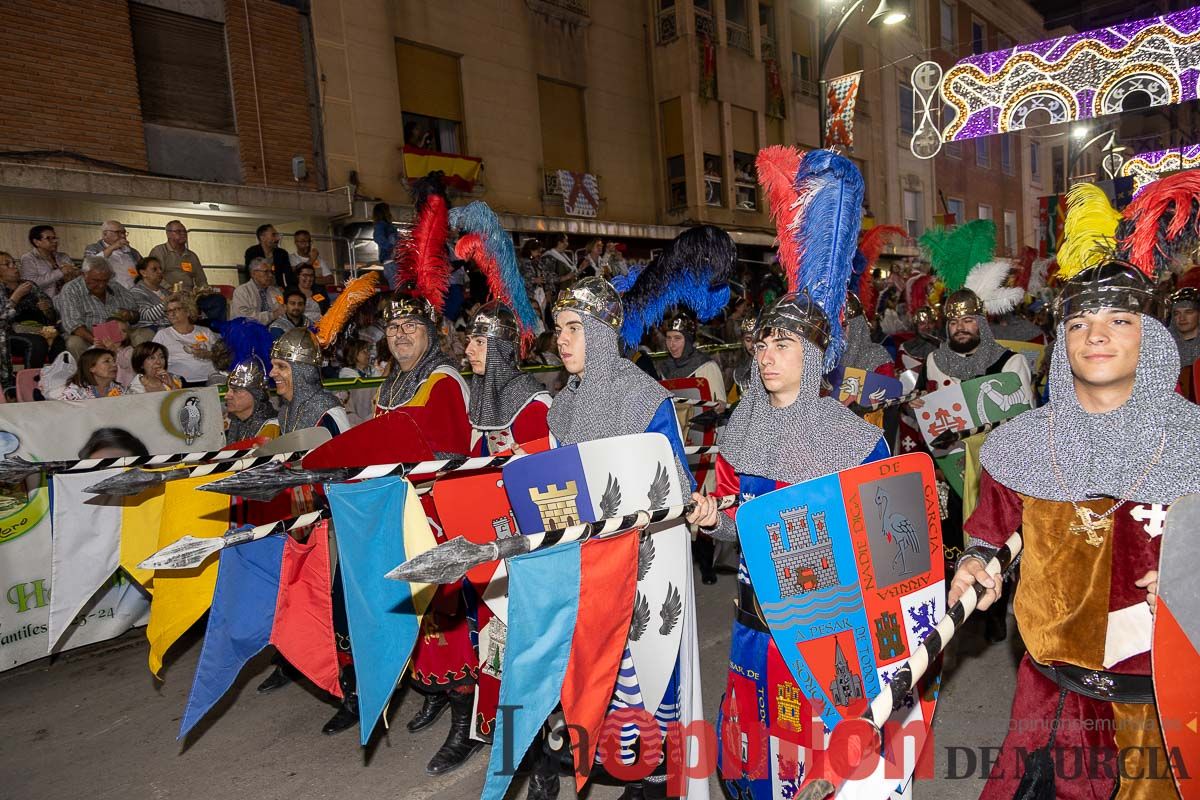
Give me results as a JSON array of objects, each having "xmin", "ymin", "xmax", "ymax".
[
  {"xmin": 315, "ymin": 272, "xmax": 381, "ymax": 348},
  {"xmin": 1056, "ymin": 184, "xmax": 1121, "ymax": 279}
]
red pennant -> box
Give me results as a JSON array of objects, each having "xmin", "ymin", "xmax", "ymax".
[
  {"xmin": 270, "ymin": 520, "xmax": 341, "ymax": 698},
  {"xmin": 301, "ymin": 409, "xmax": 432, "ymax": 470},
  {"xmin": 561, "ymin": 532, "xmax": 639, "ymax": 790}
]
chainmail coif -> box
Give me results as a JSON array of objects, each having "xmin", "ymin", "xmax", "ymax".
[
  {"xmin": 277, "ymin": 362, "xmax": 341, "ymax": 434},
  {"xmin": 225, "ymin": 390, "xmax": 277, "ymax": 445},
  {"xmin": 839, "ymin": 316, "xmax": 892, "ymax": 373},
  {"xmin": 980, "ymin": 315, "xmax": 1200, "ymax": 505},
  {"xmin": 928, "ymin": 315, "xmax": 1011, "ymax": 380},
  {"xmin": 468, "ymin": 337, "xmax": 548, "ymax": 430},
  {"xmin": 376, "ymin": 319, "xmax": 458, "ymax": 410}
]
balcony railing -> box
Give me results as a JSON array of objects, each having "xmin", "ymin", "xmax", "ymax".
[
  {"xmin": 525, "ymin": 0, "xmax": 589, "ymax": 25},
  {"xmin": 792, "ymin": 72, "xmax": 818, "ymax": 98},
  {"xmin": 761, "ymin": 34, "xmax": 776, "ymax": 61},
  {"xmin": 656, "ymin": 6, "xmax": 678, "ymax": 43},
  {"xmin": 727, "ymin": 21, "xmax": 752, "ymax": 54},
  {"xmin": 695, "ymin": 9, "xmax": 716, "ymax": 40}
]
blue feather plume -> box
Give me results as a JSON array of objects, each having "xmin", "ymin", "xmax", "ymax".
[
  {"xmin": 212, "ymin": 317, "xmax": 275, "ymax": 386},
  {"xmin": 610, "ymin": 262, "xmax": 645, "ymax": 294},
  {"xmin": 792, "ymin": 150, "xmax": 864, "ymax": 371},
  {"xmin": 449, "ymin": 202, "xmax": 540, "ymax": 336},
  {"xmin": 619, "ymin": 225, "xmax": 735, "ymax": 349}
]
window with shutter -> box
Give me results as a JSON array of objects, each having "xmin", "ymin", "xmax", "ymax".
[{"xmin": 130, "ymin": 3, "xmax": 235, "ymax": 134}]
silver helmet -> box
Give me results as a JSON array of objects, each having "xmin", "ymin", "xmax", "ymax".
[
  {"xmin": 1055, "ymin": 262, "xmax": 1158, "ymax": 321},
  {"xmin": 383, "ymin": 293, "xmax": 439, "ymax": 326},
  {"xmin": 227, "ymin": 354, "xmax": 267, "ymax": 395},
  {"xmin": 755, "ymin": 291, "xmax": 831, "ymax": 351},
  {"xmin": 270, "ymin": 328, "xmax": 323, "ymax": 367},
  {"xmin": 666, "ymin": 311, "xmax": 698, "ymax": 334},
  {"xmin": 469, "ymin": 300, "xmax": 519, "ymax": 343},
  {"xmin": 552, "ymin": 276, "xmax": 623, "ymax": 330},
  {"xmin": 843, "ymin": 292, "xmax": 864, "ymax": 321}
]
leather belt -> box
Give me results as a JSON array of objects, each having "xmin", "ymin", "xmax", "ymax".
[
  {"xmin": 736, "ymin": 582, "xmax": 769, "ymax": 633},
  {"xmin": 1030, "ymin": 659, "xmax": 1155, "ymax": 704}
]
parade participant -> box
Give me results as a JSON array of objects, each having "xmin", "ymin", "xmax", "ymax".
[
  {"xmin": 839, "ymin": 292, "xmax": 896, "ymax": 376},
  {"xmin": 660, "ymin": 311, "xmax": 727, "ymax": 404},
  {"xmin": 728, "ymin": 314, "xmax": 757, "ymax": 404},
  {"xmin": 223, "ymin": 355, "xmax": 278, "ymax": 445},
  {"xmin": 1169, "ymin": 275, "xmax": 1200, "ymax": 368},
  {"xmin": 465, "ymin": 302, "xmax": 549, "ymax": 454},
  {"xmin": 950, "ymin": 261, "xmax": 1200, "ymax": 799},
  {"xmin": 899, "ymin": 304, "xmax": 941, "ymax": 363},
  {"xmin": 269, "ymin": 328, "xmax": 348, "ymax": 437}
]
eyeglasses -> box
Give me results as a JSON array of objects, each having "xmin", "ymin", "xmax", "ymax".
[
  {"xmin": 385, "ymin": 320, "xmax": 422, "ymax": 336},
  {"xmin": 104, "ymin": 229, "xmax": 127, "ymax": 235},
  {"xmin": 166, "ymin": 306, "xmax": 186, "ymax": 314},
  {"xmin": 167, "ymin": 227, "xmax": 187, "ymax": 234}
]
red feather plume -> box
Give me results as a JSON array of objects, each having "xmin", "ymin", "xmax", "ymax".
[
  {"xmin": 1180, "ymin": 266, "xmax": 1200, "ymax": 291},
  {"xmin": 455, "ymin": 232, "xmax": 535, "ymax": 355},
  {"xmin": 1118, "ymin": 169, "xmax": 1200, "ymax": 276},
  {"xmin": 1013, "ymin": 246, "xmax": 1036, "ymax": 290},
  {"xmin": 394, "ymin": 193, "xmax": 451, "ymax": 311},
  {"xmin": 756, "ymin": 146, "xmax": 803, "ymax": 292},
  {"xmin": 856, "ymin": 225, "xmax": 905, "ymax": 321}
]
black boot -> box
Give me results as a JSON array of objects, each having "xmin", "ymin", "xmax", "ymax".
[
  {"xmin": 256, "ymin": 664, "xmax": 292, "ymax": 694},
  {"xmin": 619, "ymin": 784, "xmax": 646, "ymax": 800},
  {"xmin": 425, "ymin": 691, "xmax": 483, "ymax": 775},
  {"xmin": 407, "ymin": 691, "xmax": 450, "ymax": 733},
  {"xmin": 526, "ymin": 743, "xmax": 561, "ymax": 800},
  {"xmin": 321, "ymin": 667, "xmax": 359, "ymax": 735},
  {"xmin": 692, "ymin": 536, "xmax": 718, "ymax": 585}
]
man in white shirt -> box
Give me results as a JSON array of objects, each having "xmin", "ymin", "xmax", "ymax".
[
  {"xmin": 230, "ymin": 258, "xmax": 285, "ymax": 325},
  {"xmin": 84, "ymin": 221, "xmax": 142, "ymax": 289}
]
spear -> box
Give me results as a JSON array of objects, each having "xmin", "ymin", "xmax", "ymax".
[
  {"xmin": 83, "ymin": 451, "xmax": 310, "ymax": 496},
  {"xmin": 386, "ymin": 495, "xmax": 739, "ymax": 584},
  {"xmin": 197, "ymin": 445, "xmax": 722, "ymax": 502},
  {"xmin": 929, "ymin": 419, "xmax": 999, "ymax": 449},
  {"xmin": 0, "ymin": 445, "xmax": 266, "ymax": 484},
  {"xmin": 794, "ymin": 531, "xmax": 1024, "ymax": 800},
  {"xmin": 137, "ymin": 511, "xmax": 329, "ymax": 571}
]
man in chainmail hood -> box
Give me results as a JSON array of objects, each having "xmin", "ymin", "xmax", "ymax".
[
  {"xmin": 838, "ymin": 291, "xmax": 896, "ymax": 376},
  {"xmin": 920, "ymin": 288, "xmax": 1031, "ymax": 392},
  {"xmin": 269, "ymin": 328, "xmax": 349, "ymax": 436},
  {"xmin": 949, "ymin": 261, "xmax": 1200, "ymax": 800},
  {"xmin": 223, "ymin": 355, "xmax": 278, "ymax": 445},
  {"xmin": 464, "ymin": 300, "xmax": 550, "ymax": 454},
  {"xmin": 659, "ymin": 311, "xmax": 727, "ymax": 402},
  {"xmin": 374, "ymin": 292, "xmax": 471, "ymax": 457},
  {"xmin": 1168, "ymin": 284, "xmax": 1200, "ymax": 368}
]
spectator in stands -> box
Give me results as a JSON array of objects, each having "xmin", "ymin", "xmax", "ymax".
[
  {"xmin": 152, "ymin": 294, "xmax": 219, "ymax": 385},
  {"xmin": 577, "ymin": 238, "xmax": 603, "ymax": 278},
  {"xmin": 126, "ymin": 341, "xmax": 182, "ymax": 394},
  {"xmin": 245, "ymin": 223, "xmax": 294, "ymax": 287},
  {"xmin": 337, "ymin": 338, "xmax": 379, "ymax": 425},
  {"xmin": 372, "ymin": 203, "xmax": 398, "ymax": 289},
  {"xmin": 295, "ymin": 264, "xmax": 328, "ymax": 321},
  {"xmin": 147, "ymin": 220, "xmax": 225, "ymax": 324},
  {"xmin": 0, "ymin": 251, "xmax": 61, "ymax": 368},
  {"xmin": 129, "ymin": 256, "xmax": 170, "ymax": 334},
  {"xmin": 231, "ymin": 258, "xmax": 284, "ymax": 324},
  {"xmin": 84, "ymin": 221, "xmax": 141, "ymax": 289},
  {"xmin": 61, "ymin": 347, "xmax": 125, "ymax": 400},
  {"xmin": 540, "ymin": 232, "xmax": 575, "ymax": 292},
  {"xmin": 290, "ymin": 230, "xmax": 334, "ymax": 287},
  {"xmin": 269, "ymin": 288, "xmax": 310, "ymax": 338},
  {"xmin": 59, "ymin": 256, "xmax": 142, "ymax": 359},
  {"xmin": 20, "ymin": 225, "xmax": 78, "ymax": 298}
]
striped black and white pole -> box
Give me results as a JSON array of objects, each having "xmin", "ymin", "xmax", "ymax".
[
  {"xmin": 0, "ymin": 444, "xmax": 285, "ymax": 483},
  {"xmin": 137, "ymin": 509, "xmax": 329, "ymax": 571},
  {"xmin": 793, "ymin": 531, "xmax": 1024, "ymax": 800},
  {"xmin": 929, "ymin": 420, "xmax": 1000, "ymax": 449},
  {"xmin": 387, "ymin": 494, "xmax": 738, "ymax": 584},
  {"xmin": 83, "ymin": 451, "xmax": 309, "ymax": 496},
  {"xmin": 670, "ymin": 396, "xmax": 723, "ymax": 410},
  {"xmin": 199, "ymin": 445, "xmax": 723, "ymax": 502}
]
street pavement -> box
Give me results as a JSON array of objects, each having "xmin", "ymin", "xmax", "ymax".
[{"xmin": 0, "ymin": 567, "xmax": 1021, "ymax": 800}]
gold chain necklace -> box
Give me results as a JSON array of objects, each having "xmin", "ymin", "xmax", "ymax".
[{"xmin": 1047, "ymin": 408, "xmax": 1165, "ymax": 547}]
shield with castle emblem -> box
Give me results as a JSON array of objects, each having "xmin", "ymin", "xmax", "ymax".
[
  {"xmin": 502, "ymin": 432, "xmax": 690, "ymax": 722},
  {"xmin": 738, "ymin": 453, "xmax": 943, "ymax": 798}
]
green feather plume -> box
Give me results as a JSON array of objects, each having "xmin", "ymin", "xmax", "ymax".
[{"xmin": 919, "ymin": 218, "xmax": 996, "ymax": 292}]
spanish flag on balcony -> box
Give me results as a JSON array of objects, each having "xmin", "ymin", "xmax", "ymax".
[{"xmin": 403, "ymin": 145, "xmax": 482, "ymax": 192}]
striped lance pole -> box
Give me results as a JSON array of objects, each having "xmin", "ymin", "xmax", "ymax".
[
  {"xmin": 137, "ymin": 510, "xmax": 329, "ymax": 571},
  {"xmin": 387, "ymin": 494, "xmax": 739, "ymax": 584},
  {"xmin": 0, "ymin": 445, "xmax": 278, "ymax": 483},
  {"xmin": 83, "ymin": 451, "xmax": 310, "ymax": 496},
  {"xmin": 199, "ymin": 445, "xmax": 722, "ymax": 503},
  {"xmin": 793, "ymin": 531, "xmax": 1024, "ymax": 800}
]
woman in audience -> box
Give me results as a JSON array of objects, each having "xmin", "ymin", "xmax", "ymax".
[
  {"xmin": 129, "ymin": 256, "xmax": 170, "ymax": 333},
  {"xmin": 126, "ymin": 341, "xmax": 183, "ymax": 394},
  {"xmin": 152, "ymin": 294, "xmax": 220, "ymax": 385},
  {"xmin": 295, "ymin": 264, "xmax": 328, "ymax": 321},
  {"xmin": 62, "ymin": 347, "xmax": 125, "ymax": 400},
  {"xmin": 0, "ymin": 250, "xmax": 62, "ymax": 368}
]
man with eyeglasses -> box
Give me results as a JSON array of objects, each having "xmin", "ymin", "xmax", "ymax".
[
  {"xmin": 230, "ymin": 258, "xmax": 284, "ymax": 325},
  {"xmin": 19, "ymin": 225, "xmax": 79, "ymax": 298},
  {"xmin": 148, "ymin": 221, "xmax": 209, "ymax": 293},
  {"xmin": 84, "ymin": 221, "xmax": 142, "ymax": 289}
]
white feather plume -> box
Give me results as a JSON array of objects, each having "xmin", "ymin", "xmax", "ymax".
[
  {"xmin": 1027, "ymin": 257, "xmax": 1052, "ymax": 296},
  {"xmin": 965, "ymin": 259, "xmax": 1025, "ymax": 316}
]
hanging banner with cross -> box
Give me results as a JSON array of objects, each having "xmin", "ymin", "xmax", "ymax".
[
  {"xmin": 556, "ymin": 170, "xmax": 600, "ymax": 218},
  {"xmin": 823, "ymin": 71, "xmax": 863, "ymax": 149}
]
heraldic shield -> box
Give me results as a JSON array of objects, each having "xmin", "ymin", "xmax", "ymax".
[
  {"xmin": 736, "ymin": 453, "xmax": 944, "ymax": 797},
  {"xmin": 503, "ymin": 432, "xmax": 692, "ymax": 727},
  {"xmin": 914, "ymin": 371, "xmax": 1032, "ymax": 447},
  {"xmin": 1154, "ymin": 493, "xmax": 1200, "ymax": 800}
]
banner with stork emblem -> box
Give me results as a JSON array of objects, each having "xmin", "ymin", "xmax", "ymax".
[{"xmin": 736, "ymin": 453, "xmax": 943, "ymax": 797}]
